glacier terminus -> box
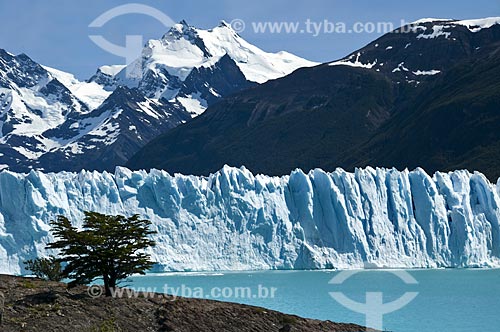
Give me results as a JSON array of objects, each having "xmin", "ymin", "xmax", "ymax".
[{"xmin": 0, "ymin": 166, "xmax": 499, "ymax": 274}]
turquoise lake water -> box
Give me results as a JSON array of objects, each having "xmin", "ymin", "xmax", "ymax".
[{"xmin": 128, "ymin": 269, "xmax": 500, "ymax": 332}]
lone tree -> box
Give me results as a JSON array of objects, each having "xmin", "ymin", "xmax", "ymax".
[
  {"xmin": 24, "ymin": 256, "xmax": 63, "ymax": 281},
  {"xmin": 47, "ymin": 212, "xmax": 156, "ymax": 296}
]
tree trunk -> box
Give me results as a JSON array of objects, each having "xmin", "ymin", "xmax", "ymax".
[
  {"xmin": 103, "ymin": 274, "xmax": 117, "ymax": 297},
  {"xmin": 103, "ymin": 275, "xmax": 112, "ymax": 297},
  {"xmin": 109, "ymin": 278, "xmax": 117, "ymax": 291},
  {"xmin": 0, "ymin": 291, "xmax": 4, "ymax": 325}
]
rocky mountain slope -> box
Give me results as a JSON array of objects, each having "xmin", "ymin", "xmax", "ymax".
[
  {"xmin": 0, "ymin": 21, "xmax": 316, "ymax": 172},
  {"xmin": 127, "ymin": 17, "xmax": 500, "ymax": 180},
  {"xmin": 348, "ymin": 46, "xmax": 500, "ymax": 179}
]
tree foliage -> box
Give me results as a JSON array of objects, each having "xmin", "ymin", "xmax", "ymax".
[
  {"xmin": 24, "ymin": 256, "xmax": 63, "ymax": 281},
  {"xmin": 47, "ymin": 212, "xmax": 156, "ymax": 296}
]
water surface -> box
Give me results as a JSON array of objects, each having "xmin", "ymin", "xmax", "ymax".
[{"xmin": 129, "ymin": 269, "xmax": 500, "ymax": 332}]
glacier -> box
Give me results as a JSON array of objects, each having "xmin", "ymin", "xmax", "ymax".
[{"xmin": 0, "ymin": 166, "xmax": 499, "ymax": 275}]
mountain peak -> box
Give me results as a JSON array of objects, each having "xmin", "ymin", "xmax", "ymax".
[
  {"xmin": 165, "ymin": 20, "xmax": 195, "ymax": 34},
  {"xmin": 218, "ymin": 20, "xmax": 231, "ymax": 28},
  {"xmin": 132, "ymin": 21, "xmax": 317, "ymax": 86},
  {"xmin": 16, "ymin": 53, "xmax": 32, "ymax": 61},
  {"xmin": 0, "ymin": 48, "xmax": 14, "ymax": 58},
  {"xmin": 173, "ymin": 19, "xmax": 191, "ymax": 31}
]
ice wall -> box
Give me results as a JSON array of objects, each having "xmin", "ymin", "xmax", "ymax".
[{"xmin": 0, "ymin": 166, "xmax": 499, "ymax": 274}]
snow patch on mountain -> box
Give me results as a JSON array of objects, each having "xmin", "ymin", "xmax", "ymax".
[
  {"xmin": 0, "ymin": 166, "xmax": 499, "ymax": 275},
  {"xmin": 416, "ymin": 25, "xmax": 452, "ymax": 40},
  {"xmin": 410, "ymin": 17, "xmax": 500, "ymax": 39},
  {"xmin": 413, "ymin": 70, "xmax": 441, "ymax": 76},
  {"xmin": 43, "ymin": 66, "xmax": 111, "ymax": 110},
  {"xmin": 392, "ymin": 62, "xmax": 410, "ymax": 73},
  {"xmin": 329, "ymin": 52, "xmax": 377, "ymax": 69},
  {"xmin": 98, "ymin": 65, "xmax": 126, "ymax": 77},
  {"xmin": 2, "ymin": 87, "xmax": 67, "ymax": 137},
  {"xmin": 177, "ymin": 92, "xmax": 208, "ymax": 117},
  {"xmin": 455, "ymin": 17, "xmax": 500, "ymax": 32},
  {"xmin": 135, "ymin": 100, "xmax": 163, "ymax": 119}
]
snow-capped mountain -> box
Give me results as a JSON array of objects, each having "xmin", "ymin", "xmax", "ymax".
[
  {"xmin": 29, "ymin": 87, "xmax": 192, "ymax": 172},
  {"xmin": 0, "ymin": 49, "xmax": 191, "ymax": 172},
  {"xmin": 0, "ymin": 166, "xmax": 499, "ymax": 274},
  {"xmin": 91, "ymin": 21, "xmax": 317, "ymax": 96},
  {"xmin": 0, "ymin": 21, "xmax": 316, "ymax": 172},
  {"xmin": 0, "ymin": 50, "xmax": 107, "ymax": 170},
  {"xmin": 90, "ymin": 20, "xmax": 317, "ymax": 115}
]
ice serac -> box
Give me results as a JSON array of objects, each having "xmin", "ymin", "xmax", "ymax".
[{"xmin": 0, "ymin": 166, "xmax": 499, "ymax": 274}]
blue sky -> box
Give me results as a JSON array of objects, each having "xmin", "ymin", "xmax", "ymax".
[{"xmin": 0, "ymin": 0, "xmax": 498, "ymax": 79}]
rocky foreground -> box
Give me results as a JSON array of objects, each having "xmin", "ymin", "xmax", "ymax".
[{"xmin": 0, "ymin": 275, "xmax": 372, "ymax": 332}]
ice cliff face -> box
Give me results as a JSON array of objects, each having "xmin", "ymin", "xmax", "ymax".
[{"xmin": 0, "ymin": 166, "xmax": 499, "ymax": 274}]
